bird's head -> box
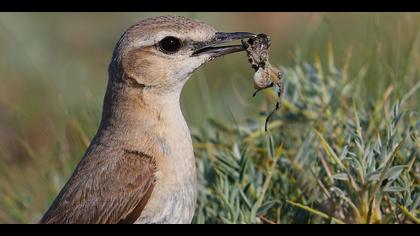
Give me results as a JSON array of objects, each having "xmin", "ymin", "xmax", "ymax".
[{"xmin": 109, "ymin": 15, "xmax": 255, "ymax": 93}]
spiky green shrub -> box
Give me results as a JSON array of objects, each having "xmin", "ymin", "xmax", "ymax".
[{"xmin": 192, "ymin": 53, "xmax": 420, "ymax": 224}]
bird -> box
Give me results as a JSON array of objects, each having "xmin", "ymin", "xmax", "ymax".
[{"xmin": 39, "ymin": 15, "xmax": 254, "ymax": 224}]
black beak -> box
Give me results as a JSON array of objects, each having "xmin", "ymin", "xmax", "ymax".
[{"xmin": 192, "ymin": 32, "xmax": 255, "ymax": 58}]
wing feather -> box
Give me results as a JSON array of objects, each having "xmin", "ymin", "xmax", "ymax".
[{"xmin": 40, "ymin": 148, "xmax": 157, "ymax": 224}]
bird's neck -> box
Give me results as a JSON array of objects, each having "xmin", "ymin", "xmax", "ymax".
[{"xmin": 96, "ymin": 76, "xmax": 192, "ymax": 158}]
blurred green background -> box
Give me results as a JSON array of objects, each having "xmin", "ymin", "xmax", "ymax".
[{"xmin": 0, "ymin": 13, "xmax": 419, "ymax": 223}]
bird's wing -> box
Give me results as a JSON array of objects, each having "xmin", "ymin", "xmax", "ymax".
[{"xmin": 40, "ymin": 148, "xmax": 157, "ymax": 224}]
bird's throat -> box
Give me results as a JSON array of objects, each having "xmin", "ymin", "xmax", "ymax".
[{"xmin": 97, "ymin": 77, "xmax": 192, "ymax": 160}]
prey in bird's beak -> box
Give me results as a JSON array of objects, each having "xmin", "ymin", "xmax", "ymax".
[{"xmin": 191, "ymin": 32, "xmax": 256, "ymax": 58}]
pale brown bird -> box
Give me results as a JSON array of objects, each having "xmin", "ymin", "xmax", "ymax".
[{"xmin": 40, "ymin": 15, "xmax": 254, "ymax": 224}]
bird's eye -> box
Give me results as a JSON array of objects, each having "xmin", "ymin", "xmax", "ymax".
[{"xmin": 158, "ymin": 36, "xmax": 182, "ymax": 54}]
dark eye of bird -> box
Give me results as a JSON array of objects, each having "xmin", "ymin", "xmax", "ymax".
[{"xmin": 158, "ymin": 36, "xmax": 182, "ymax": 54}]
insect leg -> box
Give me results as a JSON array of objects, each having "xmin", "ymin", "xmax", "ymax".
[
  {"xmin": 252, "ymin": 82, "xmax": 274, "ymax": 97},
  {"xmin": 265, "ymin": 99, "xmax": 280, "ymax": 131},
  {"xmin": 264, "ymin": 81, "xmax": 283, "ymax": 131}
]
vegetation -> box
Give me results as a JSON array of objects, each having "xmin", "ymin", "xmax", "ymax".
[{"xmin": 0, "ymin": 13, "xmax": 418, "ymax": 224}]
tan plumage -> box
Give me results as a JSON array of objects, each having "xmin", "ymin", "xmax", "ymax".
[
  {"xmin": 40, "ymin": 15, "xmax": 254, "ymax": 224},
  {"xmin": 41, "ymin": 149, "xmax": 156, "ymax": 224}
]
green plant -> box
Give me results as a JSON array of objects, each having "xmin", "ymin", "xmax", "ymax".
[{"xmin": 192, "ymin": 50, "xmax": 419, "ymax": 223}]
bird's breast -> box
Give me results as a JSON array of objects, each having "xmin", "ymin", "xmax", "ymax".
[
  {"xmin": 135, "ymin": 174, "xmax": 197, "ymax": 224},
  {"xmin": 135, "ymin": 145, "xmax": 197, "ymax": 224},
  {"xmin": 135, "ymin": 110, "xmax": 197, "ymax": 224}
]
